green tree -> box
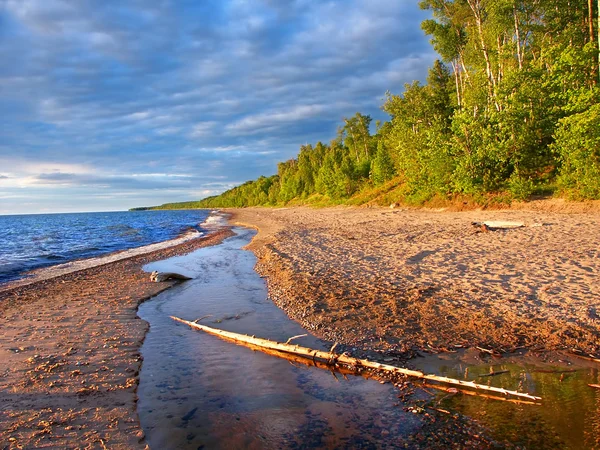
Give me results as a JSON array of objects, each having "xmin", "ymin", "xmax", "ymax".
[
  {"xmin": 371, "ymin": 141, "xmax": 396, "ymax": 185},
  {"xmin": 554, "ymin": 103, "xmax": 600, "ymax": 199}
]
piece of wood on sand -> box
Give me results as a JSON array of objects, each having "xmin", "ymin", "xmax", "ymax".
[
  {"xmin": 482, "ymin": 221, "xmax": 525, "ymax": 229},
  {"xmin": 171, "ymin": 316, "xmax": 542, "ymax": 403},
  {"xmin": 471, "ymin": 221, "xmax": 525, "ymax": 232},
  {"xmin": 150, "ymin": 271, "xmax": 193, "ymax": 282}
]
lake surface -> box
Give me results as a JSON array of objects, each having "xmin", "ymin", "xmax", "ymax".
[
  {"xmin": 0, "ymin": 210, "xmax": 209, "ymax": 283},
  {"xmin": 138, "ymin": 228, "xmax": 420, "ymax": 449}
]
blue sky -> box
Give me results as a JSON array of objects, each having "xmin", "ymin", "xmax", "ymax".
[{"xmin": 0, "ymin": 0, "xmax": 435, "ymax": 214}]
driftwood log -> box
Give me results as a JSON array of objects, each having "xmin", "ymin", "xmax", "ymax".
[
  {"xmin": 568, "ymin": 349, "xmax": 600, "ymax": 363},
  {"xmin": 150, "ymin": 271, "xmax": 193, "ymax": 282},
  {"xmin": 171, "ymin": 316, "xmax": 542, "ymax": 402}
]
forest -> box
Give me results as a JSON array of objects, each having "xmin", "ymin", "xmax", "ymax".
[{"xmin": 148, "ymin": 0, "xmax": 600, "ymax": 210}]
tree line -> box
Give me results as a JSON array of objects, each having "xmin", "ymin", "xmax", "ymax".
[{"xmin": 150, "ymin": 0, "xmax": 600, "ymax": 210}]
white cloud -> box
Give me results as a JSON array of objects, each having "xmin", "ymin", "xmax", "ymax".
[
  {"xmin": 189, "ymin": 121, "xmax": 218, "ymax": 138},
  {"xmin": 226, "ymin": 104, "xmax": 325, "ymax": 134},
  {"xmin": 0, "ymin": 0, "xmax": 435, "ymax": 213}
]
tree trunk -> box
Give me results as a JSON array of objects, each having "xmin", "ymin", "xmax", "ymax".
[
  {"xmin": 451, "ymin": 60, "xmax": 462, "ymax": 109},
  {"xmin": 467, "ymin": 0, "xmax": 501, "ymax": 111},
  {"xmin": 589, "ymin": 0, "xmax": 595, "ymax": 43},
  {"xmin": 171, "ymin": 316, "xmax": 543, "ymax": 402},
  {"xmin": 497, "ymin": 34, "xmax": 504, "ymax": 86},
  {"xmin": 514, "ymin": 3, "xmax": 523, "ymax": 70},
  {"xmin": 589, "ymin": 0, "xmax": 598, "ymax": 84},
  {"xmin": 344, "ymin": 121, "xmax": 360, "ymax": 162}
]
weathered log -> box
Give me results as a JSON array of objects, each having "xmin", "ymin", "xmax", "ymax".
[
  {"xmin": 471, "ymin": 221, "xmax": 525, "ymax": 230},
  {"xmin": 478, "ymin": 369, "xmax": 510, "ymax": 378},
  {"xmin": 150, "ymin": 271, "xmax": 193, "ymax": 282},
  {"xmin": 171, "ymin": 316, "xmax": 542, "ymax": 402},
  {"xmin": 568, "ymin": 349, "xmax": 600, "ymax": 363},
  {"xmin": 476, "ymin": 346, "xmax": 501, "ymax": 356},
  {"xmin": 421, "ymin": 383, "xmax": 539, "ymax": 405}
]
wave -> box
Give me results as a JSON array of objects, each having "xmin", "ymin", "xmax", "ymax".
[{"xmin": 0, "ymin": 209, "xmax": 211, "ymax": 285}]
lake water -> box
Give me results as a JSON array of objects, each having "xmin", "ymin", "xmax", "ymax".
[{"xmin": 0, "ymin": 210, "xmax": 209, "ymax": 284}]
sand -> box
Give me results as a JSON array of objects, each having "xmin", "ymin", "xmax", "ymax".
[
  {"xmin": 231, "ymin": 205, "xmax": 600, "ymax": 359},
  {"xmin": 0, "ymin": 231, "xmax": 203, "ymax": 294},
  {"xmin": 1, "ymin": 203, "xmax": 599, "ymax": 448},
  {"xmin": 0, "ymin": 229, "xmax": 233, "ymax": 449}
]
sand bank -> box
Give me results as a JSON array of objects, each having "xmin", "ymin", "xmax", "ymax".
[
  {"xmin": 231, "ymin": 206, "xmax": 600, "ymax": 359},
  {"xmin": 2, "ymin": 204, "xmax": 598, "ymax": 448},
  {"xmin": 0, "ymin": 228, "xmax": 233, "ymax": 449}
]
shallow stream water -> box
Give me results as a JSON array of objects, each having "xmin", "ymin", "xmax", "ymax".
[
  {"xmin": 138, "ymin": 228, "xmax": 420, "ymax": 449},
  {"xmin": 414, "ymin": 351, "xmax": 600, "ymax": 449},
  {"xmin": 138, "ymin": 227, "xmax": 600, "ymax": 449}
]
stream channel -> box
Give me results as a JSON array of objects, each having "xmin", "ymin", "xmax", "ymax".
[
  {"xmin": 138, "ymin": 227, "xmax": 600, "ymax": 449},
  {"xmin": 138, "ymin": 228, "xmax": 419, "ymax": 449}
]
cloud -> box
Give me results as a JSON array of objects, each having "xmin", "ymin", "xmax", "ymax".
[
  {"xmin": 190, "ymin": 121, "xmax": 218, "ymax": 138},
  {"xmin": 226, "ymin": 105, "xmax": 325, "ymax": 135},
  {"xmin": 29, "ymin": 171, "xmax": 208, "ymax": 191},
  {"xmin": 0, "ymin": 0, "xmax": 435, "ymax": 213}
]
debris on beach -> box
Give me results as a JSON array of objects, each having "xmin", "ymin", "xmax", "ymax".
[
  {"xmin": 149, "ymin": 271, "xmax": 193, "ymax": 282},
  {"xmin": 171, "ymin": 315, "xmax": 542, "ymax": 403},
  {"xmin": 471, "ymin": 221, "xmax": 525, "ymax": 232}
]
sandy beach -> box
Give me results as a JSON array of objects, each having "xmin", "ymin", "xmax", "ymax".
[
  {"xmin": 1, "ymin": 203, "xmax": 599, "ymax": 448},
  {"xmin": 0, "ymin": 229, "xmax": 232, "ymax": 449},
  {"xmin": 232, "ymin": 205, "xmax": 600, "ymax": 360}
]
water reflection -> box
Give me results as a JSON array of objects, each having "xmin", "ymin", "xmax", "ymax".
[
  {"xmin": 414, "ymin": 351, "xmax": 600, "ymax": 449},
  {"xmin": 138, "ymin": 228, "xmax": 419, "ymax": 449}
]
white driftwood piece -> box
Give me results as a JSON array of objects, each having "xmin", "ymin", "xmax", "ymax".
[
  {"xmin": 482, "ymin": 221, "xmax": 525, "ymax": 229},
  {"xmin": 171, "ymin": 316, "xmax": 542, "ymax": 402}
]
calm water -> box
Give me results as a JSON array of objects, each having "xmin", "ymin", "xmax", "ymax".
[
  {"xmin": 0, "ymin": 210, "xmax": 209, "ymax": 283},
  {"xmin": 139, "ymin": 227, "xmax": 600, "ymax": 449},
  {"xmin": 415, "ymin": 351, "xmax": 600, "ymax": 449},
  {"xmin": 138, "ymin": 228, "xmax": 421, "ymax": 449}
]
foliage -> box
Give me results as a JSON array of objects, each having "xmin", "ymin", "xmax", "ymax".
[
  {"xmin": 140, "ymin": 0, "xmax": 600, "ymax": 210},
  {"xmin": 371, "ymin": 141, "xmax": 396, "ymax": 185},
  {"xmin": 554, "ymin": 103, "xmax": 600, "ymax": 199}
]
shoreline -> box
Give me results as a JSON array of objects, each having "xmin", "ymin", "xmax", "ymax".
[
  {"xmin": 0, "ymin": 227, "xmax": 233, "ymax": 449},
  {"xmin": 0, "ymin": 230, "xmax": 203, "ymax": 293},
  {"xmin": 0, "ymin": 209, "xmax": 228, "ymax": 293},
  {"xmin": 230, "ymin": 206, "xmax": 600, "ymax": 360},
  {"xmin": 2, "ymin": 204, "xmax": 598, "ymax": 447}
]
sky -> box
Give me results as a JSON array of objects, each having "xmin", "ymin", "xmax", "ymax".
[{"xmin": 0, "ymin": 0, "xmax": 435, "ymax": 214}]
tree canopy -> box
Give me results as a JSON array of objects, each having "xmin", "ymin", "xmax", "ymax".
[{"xmin": 148, "ymin": 0, "xmax": 600, "ymax": 211}]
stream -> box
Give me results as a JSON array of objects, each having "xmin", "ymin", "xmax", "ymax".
[
  {"xmin": 138, "ymin": 227, "xmax": 600, "ymax": 449},
  {"xmin": 138, "ymin": 228, "xmax": 420, "ymax": 449},
  {"xmin": 414, "ymin": 350, "xmax": 600, "ymax": 449}
]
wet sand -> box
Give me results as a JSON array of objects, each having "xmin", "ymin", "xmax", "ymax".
[
  {"xmin": 137, "ymin": 227, "xmax": 506, "ymax": 449},
  {"xmin": 231, "ymin": 206, "xmax": 600, "ymax": 359},
  {"xmin": 0, "ymin": 229, "xmax": 232, "ymax": 449},
  {"xmin": 1, "ymin": 203, "xmax": 598, "ymax": 448}
]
